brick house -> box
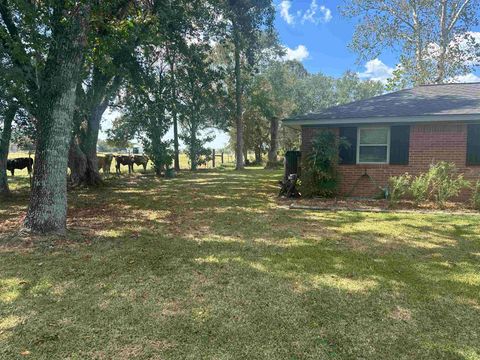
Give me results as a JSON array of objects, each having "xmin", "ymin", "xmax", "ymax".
[{"xmin": 283, "ymin": 83, "xmax": 480, "ymax": 199}]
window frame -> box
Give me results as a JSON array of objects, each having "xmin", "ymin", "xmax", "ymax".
[{"xmin": 356, "ymin": 126, "xmax": 391, "ymax": 164}]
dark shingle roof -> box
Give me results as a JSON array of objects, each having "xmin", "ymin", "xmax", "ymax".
[{"xmin": 285, "ymin": 82, "xmax": 480, "ymax": 124}]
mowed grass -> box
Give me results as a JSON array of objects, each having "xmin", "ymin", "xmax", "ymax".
[{"xmin": 1, "ymin": 168, "xmax": 480, "ymax": 359}]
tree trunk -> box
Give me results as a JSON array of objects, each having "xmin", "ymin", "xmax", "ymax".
[
  {"xmin": 24, "ymin": 9, "xmax": 89, "ymax": 234},
  {"xmin": 254, "ymin": 147, "xmax": 262, "ymax": 164},
  {"xmin": 173, "ymin": 100, "xmax": 180, "ymax": 171},
  {"xmin": 411, "ymin": 4, "xmax": 426, "ymax": 85},
  {"xmin": 233, "ymin": 24, "xmax": 244, "ymax": 170},
  {"xmin": 82, "ymin": 101, "xmax": 108, "ymax": 186},
  {"xmin": 190, "ymin": 125, "xmax": 197, "ymax": 171},
  {"xmin": 68, "ymin": 139, "xmax": 87, "ymax": 186},
  {"xmin": 69, "ymin": 72, "xmax": 119, "ymax": 187},
  {"xmin": 150, "ymin": 118, "xmax": 166, "ymax": 176},
  {"xmin": 436, "ymin": 0, "xmax": 448, "ymax": 83},
  {"xmin": 169, "ymin": 55, "xmax": 180, "ymax": 171},
  {"xmin": 0, "ymin": 105, "xmax": 16, "ymax": 196},
  {"xmin": 266, "ymin": 117, "xmax": 279, "ymax": 167}
]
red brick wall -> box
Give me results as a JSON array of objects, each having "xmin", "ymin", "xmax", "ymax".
[{"xmin": 301, "ymin": 123, "xmax": 480, "ymax": 199}]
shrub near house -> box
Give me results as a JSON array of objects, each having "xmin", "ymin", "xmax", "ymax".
[
  {"xmin": 389, "ymin": 162, "xmax": 470, "ymax": 208},
  {"xmin": 284, "ymin": 83, "xmax": 480, "ymax": 201}
]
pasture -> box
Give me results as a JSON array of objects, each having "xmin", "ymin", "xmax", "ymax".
[
  {"xmin": 1, "ymin": 168, "xmax": 480, "ymax": 359},
  {"xmin": 6, "ymin": 152, "xmax": 225, "ymax": 177}
]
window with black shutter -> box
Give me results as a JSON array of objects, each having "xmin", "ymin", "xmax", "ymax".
[
  {"xmin": 339, "ymin": 127, "xmax": 357, "ymax": 164},
  {"xmin": 390, "ymin": 125, "xmax": 410, "ymax": 165},
  {"xmin": 467, "ymin": 124, "xmax": 480, "ymax": 165},
  {"xmin": 357, "ymin": 127, "xmax": 390, "ymax": 163}
]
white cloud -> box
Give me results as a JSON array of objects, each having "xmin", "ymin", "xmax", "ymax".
[
  {"xmin": 427, "ymin": 31, "xmax": 480, "ymax": 66},
  {"xmin": 320, "ymin": 6, "xmax": 333, "ymax": 22},
  {"xmin": 282, "ymin": 45, "xmax": 309, "ymax": 62},
  {"xmin": 358, "ymin": 59, "xmax": 395, "ymax": 83},
  {"xmin": 279, "ymin": 0, "xmax": 332, "ymax": 25},
  {"xmin": 302, "ymin": 0, "xmax": 332, "ymax": 24},
  {"xmin": 279, "ymin": 1, "xmax": 294, "ymax": 25},
  {"xmin": 450, "ymin": 73, "xmax": 480, "ymax": 83}
]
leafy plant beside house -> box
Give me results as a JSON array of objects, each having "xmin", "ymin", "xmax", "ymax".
[
  {"xmin": 410, "ymin": 172, "xmax": 432, "ymax": 205},
  {"xmin": 428, "ymin": 162, "xmax": 470, "ymax": 207},
  {"xmin": 300, "ymin": 130, "xmax": 349, "ymax": 198},
  {"xmin": 390, "ymin": 162, "xmax": 470, "ymax": 208},
  {"xmin": 472, "ymin": 181, "xmax": 480, "ymax": 210},
  {"xmin": 388, "ymin": 173, "xmax": 412, "ymax": 205}
]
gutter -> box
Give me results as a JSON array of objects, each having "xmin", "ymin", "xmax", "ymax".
[{"xmin": 282, "ymin": 114, "xmax": 480, "ymax": 128}]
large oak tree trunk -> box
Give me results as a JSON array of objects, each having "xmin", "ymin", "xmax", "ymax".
[
  {"xmin": 266, "ymin": 117, "xmax": 279, "ymax": 168},
  {"xmin": 233, "ymin": 25, "xmax": 244, "ymax": 170},
  {"xmin": 24, "ymin": 9, "xmax": 89, "ymax": 234},
  {"xmin": 69, "ymin": 72, "xmax": 119, "ymax": 187},
  {"xmin": 82, "ymin": 101, "xmax": 108, "ymax": 186},
  {"xmin": 0, "ymin": 105, "xmax": 16, "ymax": 195},
  {"xmin": 68, "ymin": 139, "xmax": 87, "ymax": 186}
]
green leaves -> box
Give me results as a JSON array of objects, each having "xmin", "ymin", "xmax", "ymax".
[
  {"xmin": 343, "ymin": 0, "xmax": 480, "ymax": 85},
  {"xmin": 300, "ymin": 130, "xmax": 349, "ymax": 198}
]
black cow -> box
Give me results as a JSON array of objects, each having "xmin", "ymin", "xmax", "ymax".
[
  {"xmin": 7, "ymin": 157, "xmax": 33, "ymax": 176},
  {"xmin": 132, "ymin": 155, "xmax": 148, "ymax": 172},
  {"xmin": 115, "ymin": 155, "xmax": 134, "ymax": 174}
]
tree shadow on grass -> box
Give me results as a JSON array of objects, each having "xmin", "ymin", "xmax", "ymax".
[
  {"xmin": 1, "ymin": 169, "xmax": 479, "ymax": 359},
  {"xmin": 1, "ymin": 225, "xmax": 479, "ymax": 359}
]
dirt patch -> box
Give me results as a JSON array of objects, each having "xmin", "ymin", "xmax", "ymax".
[
  {"xmin": 288, "ymin": 198, "xmax": 480, "ymax": 215},
  {"xmin": 389, "ymin": 306, "xmax": 413, "ymax": 322},
  {"xmin": 0, "ymin": 213, "xmax": 25, "ymax": 235}
]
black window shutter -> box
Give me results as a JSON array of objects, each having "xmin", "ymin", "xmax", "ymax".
[
  {"xmin": 390, "ymin": 125, "xmax": 410, "ymax": 165},
  {"xmin": 339, "ymin": 127, "xmax": 357, "ymax": 164},
  {"xmin": 467, "ymin": 124, "xmax": 480, "ymax": 165}
]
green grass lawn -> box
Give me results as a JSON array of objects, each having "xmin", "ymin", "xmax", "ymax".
[{"xmin": 1, "ymin": 168, "xmax": 480, "ymax": 359}]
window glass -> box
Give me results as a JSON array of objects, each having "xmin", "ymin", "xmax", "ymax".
[
  {"xmin": 359, "ymin": 146, "xmax": 388, "ymax": 163},
  {"xmin": 358, "ymin": 127, "xmax": 389, "ymax": 163},
  {"xmin": 359, "ymin": 128, "xmax": 388, "ymax": 145}
]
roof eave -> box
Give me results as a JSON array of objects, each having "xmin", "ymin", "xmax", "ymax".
[{"xmin": 282, "ymin": 114, "xmax": 480, "ymax": 128}]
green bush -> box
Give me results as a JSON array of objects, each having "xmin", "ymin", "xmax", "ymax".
[
  {"xmin": 410, "ymin": 162, "xmax": 469, "ymax": 207},
  {"xmin": 388, "ymin": 173, "xmax": 412, "ymax": 205},
  {"xmin": 410, "ymin": 172, "xmax": 432, "ymax": 205},
  {"xmin": 472, "ymin": 181, "xmax": 480, "ymax": 210},
  {"xmin": 429, "ymin": 162, "xmax": 469, "ymax": 207},
  {"xmin": 299, "ymin": 130, "xmax": 349, "ymax": 198}
]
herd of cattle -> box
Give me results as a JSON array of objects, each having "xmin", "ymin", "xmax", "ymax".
[
  {"xmin": 100, "ymin": 154, "xmax": 149, "ymax": 174},
  {"xmin": 6, "ymin": 154, "xmax": 149, "ymax": 176}
]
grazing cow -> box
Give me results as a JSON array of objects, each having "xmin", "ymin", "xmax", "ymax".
[
  {"xmin": 132, "ymin": 155, "xmax": 148, "ymax": 172},
  {"xmin": 97, "ymin": 154, "xmax": 113, "ymax": 174},
  {"xmin": 7, "ymin": 157, "xmax": 33, "ymax": 176},
  {"xmin": 115, "ymin": 155, "xmax": 134, "ymax": 174}
]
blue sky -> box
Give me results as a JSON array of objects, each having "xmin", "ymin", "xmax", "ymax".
[
  {"xmin": 276, "ymin": 0, "xmax": 480, "ymax": 82},
  {"xmin": 102, "ymin": 1, "xmax": 480, "ymax": 149},
  {"xmin": 276, "ymin": 0, "xmax": 398, "ymax": 78}
]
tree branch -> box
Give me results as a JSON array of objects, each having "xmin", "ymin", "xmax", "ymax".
[
  {"xmin": 447, "ymin": 0, "xmax": 471, "ymax": 32},
  {"xmin": 0, "ymin": 0, "xmax": 38, "ymax": 92}
]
